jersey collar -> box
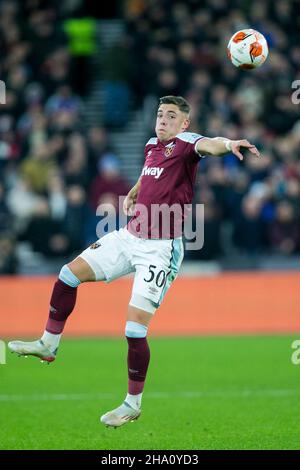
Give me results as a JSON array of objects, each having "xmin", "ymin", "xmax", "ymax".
[{"xmin": 157, "ymin": 136, "xmax": 176, "ymax": 146}]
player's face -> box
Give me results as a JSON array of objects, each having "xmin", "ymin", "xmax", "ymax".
[{"xmin": 155, "ymin": 104, "xmax": 190, "ymax": 141}]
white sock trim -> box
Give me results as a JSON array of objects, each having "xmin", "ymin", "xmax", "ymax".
[
  {"xmin": 125, "ymin": 321, "xmax": 148, "ymax": 338},
  {"xmin": 125, "ymin": 393, "xmax": 143, "ymax": 410},
  {"xmin": 59, "ymin": 265, "xmax": 81, "ymax": 288},
  {"xmin": 41, "ymin": 331, "xmax": 61, "ymax": 352}
]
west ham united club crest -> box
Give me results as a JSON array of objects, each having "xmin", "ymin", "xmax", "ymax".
[
  {"xmin": 164, "ymin": 142, "xmax": 175, "ymax": 157},
  {"xmin": 90, "ymin": 242, "xmax": 101, "ymax": 250}
]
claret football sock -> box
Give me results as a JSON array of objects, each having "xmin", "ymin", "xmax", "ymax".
[
  {"xmin": 126, "ymin": 337, "xmax": 150, "ymax": 402},
  {"xmin": 45, "ymin": 279, "xmax": 77, "ymax": 337}
]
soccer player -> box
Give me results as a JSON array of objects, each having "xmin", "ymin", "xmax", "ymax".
[{"xmin": 8, "ymin": 96, "xmax": 260, "ymax": 427}]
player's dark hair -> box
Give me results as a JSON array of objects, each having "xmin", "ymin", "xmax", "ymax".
[{"xmin": 158, "ymin": 96, "xmax": 191, "ymax": 115}]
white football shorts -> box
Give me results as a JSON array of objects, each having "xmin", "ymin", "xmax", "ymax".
[{"xmin": 79, "ymin": 227, "xmax": 184, "ymax": 309}]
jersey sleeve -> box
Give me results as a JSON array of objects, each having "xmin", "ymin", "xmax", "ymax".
[
  {"xmin": 144, "ymin": 137, "xmax": 158, "ymax": 160},
  {"xmin": 176, "ymin": 132, "xmax": 205, "ymax": 162}
]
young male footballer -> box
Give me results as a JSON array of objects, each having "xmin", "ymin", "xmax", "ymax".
[{"xmin": 9, "ymin": 96, "xmax": 260, "ymax": 427}]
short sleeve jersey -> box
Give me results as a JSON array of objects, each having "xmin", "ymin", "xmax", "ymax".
[{"xmin": 127, "ymin": 132, "xmax": 204, "ymax": 239}]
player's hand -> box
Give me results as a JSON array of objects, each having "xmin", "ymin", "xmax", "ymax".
[
  {"xmin": 230, "ymin": 139, "xmax": 260, "ymax": 161},
  {"xmin": 123, "ymin": 194, "xmax": 136, "ymax": 216}
]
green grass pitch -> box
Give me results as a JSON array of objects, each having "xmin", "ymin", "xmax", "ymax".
[{"xmin": 1, "ymin": 336, "xmax": 300, "ymax": 450}]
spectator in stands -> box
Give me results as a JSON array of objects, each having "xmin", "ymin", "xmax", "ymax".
[
  {"xmin": 19, "ymin": 198, "xmax": 72, "ymax": 258},
  {"xmin": 20, "ymin": 141, "xmax": 57, "ymax": 194},
  {"xmin": 63, "ymin": 132, "xmax": 90, "ymax": 188},
  {"xmin": 89, "ymin": 153, "xmax": 131, "ymax": 212},
  {"xmin": 62, "ymin": 184, "xmax": 88, "ymax": 253},
  {"xmin": 87, "ymin": 126, "xmax": 115, "ymax": 177},
  {"xmin": 0, "ymin": 182, "xmax": 12, "ymax": 233},
  {"xmin": 0, "ymin": 233, "xmax": 17, "ymax": 275},
  {"xmin": 268, "ymin": 200, "xmax": 300, "ymax": 255},
  {"xmin": 233, "ymin": 195, "xmax": 264, "ymax": 255},
  {"xmin": 45, "ymin": 84, "xmax": 83, "ymax": 120}
]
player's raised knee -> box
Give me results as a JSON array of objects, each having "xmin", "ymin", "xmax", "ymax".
[
  {"xmin": 59, "ymin": 264, "xmax": 82, "ymax": 287},
  {"xmin": 125, "ymin": 321, "xmax": 148, "ymax": 338}
]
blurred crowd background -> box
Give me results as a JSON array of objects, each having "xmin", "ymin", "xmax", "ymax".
[{"xmin": 0, "ymin": 0, "xmax": 300, "ymax": 274}]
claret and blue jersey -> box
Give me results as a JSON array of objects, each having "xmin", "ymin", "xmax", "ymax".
[{"xmin": 127, "ymin": 132, "xmax": 205, "ymax": 239}]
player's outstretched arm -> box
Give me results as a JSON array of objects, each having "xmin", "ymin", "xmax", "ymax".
[
  {"xmin": 123, "ymin": 175, "xmax": 142, "ymax": 215},
  {"xmin": 196, "ymin": 137, "xmax": 260, "ymax": 161}
]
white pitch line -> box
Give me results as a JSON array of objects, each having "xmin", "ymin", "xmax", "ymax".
[{"xmin": 0, "ymin": 389, "xmax": 299, "ymax": 402}]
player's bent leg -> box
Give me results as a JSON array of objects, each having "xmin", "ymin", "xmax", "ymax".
[
  {"xmin": 100, "ymin": 300, "xmax": 154, "ymax": 428},
  {"xmin": 9, "ymin": 229, "xmax": 132, "ymax": 364},
  {"xmin": 8, "ymin": 262, "xmax": 82, "ymax": 362},
  {"xmin": 8, "ymin": 257, "xmax": 106, "ymax": 363}
]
